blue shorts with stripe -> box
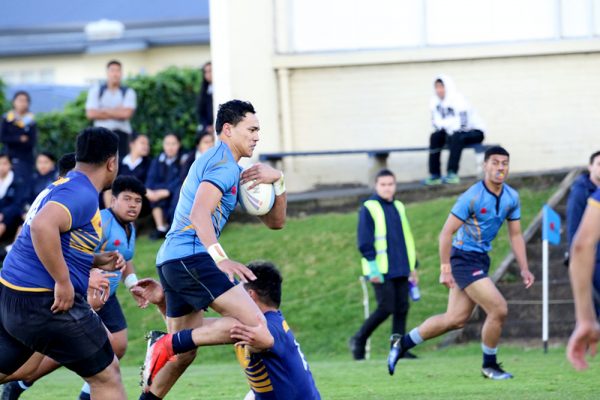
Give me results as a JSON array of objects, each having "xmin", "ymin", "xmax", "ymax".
[
  {"xmin": 450, "ymin": 247, "xmax": 491, "ymax": 290},
  {"xmin": 157, "ymin": 253, "xmax": 236, "ymax": 318}
]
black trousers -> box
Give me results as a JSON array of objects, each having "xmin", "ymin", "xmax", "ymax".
[
  {"xmin": 353, "ymin": 277, "xmax": 410, "ymax": 344},
  {"xmin": 428, "ymin": 129, "xmax": 484, "ymax": 176}
]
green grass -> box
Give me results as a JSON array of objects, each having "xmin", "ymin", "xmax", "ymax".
[{"xmin": 13, "ymin": 344, "xmax": 600, "ymax": 399}]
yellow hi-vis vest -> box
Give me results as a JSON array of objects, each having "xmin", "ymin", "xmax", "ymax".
[{"xmin": 361, "ymin": 199, "xmax": 417, "ymax": 275}]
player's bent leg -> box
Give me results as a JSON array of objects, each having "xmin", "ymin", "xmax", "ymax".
[
  {"xmin": 1, "ymin": 352, "xmax": 44, "ymax": 384},
  {"xmin": 388, "ymin": 287, "xmax": 476, "ymax": 375},
  {"xmin": 144, "ymin": 310, "xmax": 204, "ymax": 398},
  {"xmin": 84, "ymin": 356, "xmax": 126, "ymax": 400},
  {"xmin": 463, "ymin": 278, "xmax": 512, "ymax": 380},
  {"xmin": 210, "ymin": 283, "xmax": 266, "ymax": 327},
  {"xmin": 109, "ymin": 329, "xmax": 128, "ymax": 360}
]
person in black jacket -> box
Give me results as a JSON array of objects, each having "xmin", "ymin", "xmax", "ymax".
[
  {"xmin": 0, "ymin": 153, "xmax": 25, "ymax": 241},
  {"xmin": 146, "ymin": 133, "xmax": 183, "ymax": 239},
  {"xmin": 30, "ymin": 152, "xmax": 57, "ymax": 205},
  {"xmin": 566, "ymin": 150, "xmax": 600, "ymax": 314},
  {"xmin": 196, "ymin": 62, "xmax": 214, "ymax": 134},
  {"xmin": 0, "ymin": 91, "xmax": 36, "ymax": 180}
]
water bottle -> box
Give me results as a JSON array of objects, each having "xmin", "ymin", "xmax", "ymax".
[{"xmin": 409, "ymin": 280, "xmax": 421, "ymax": 301}]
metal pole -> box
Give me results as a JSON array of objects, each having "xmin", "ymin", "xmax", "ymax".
[
  {"xmin": 542, "ymin": 239, "xmax": 549, "ymax": 353},
  {"xmin": 359, "ymin": 276, "xmax": 371, "ymax": 360}
]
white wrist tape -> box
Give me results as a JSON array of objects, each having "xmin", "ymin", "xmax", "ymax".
[
  {"xmin": 273, "ymin": 173, "xmax": 286, "ymax": 196},
  {"xmin": 207, "ymin": 243, "xmax": 229, "ymax": 264},
  {"xmin": 124, "ymin": 273, "xmax": 139, "ymax": 290}
]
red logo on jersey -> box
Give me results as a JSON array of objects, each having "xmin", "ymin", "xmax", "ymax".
[
  {"xmin": 231, "ymin": 186, "xmax": 237, "ymax": 195},
  {"xmin": 480, "ymin": 208, "xmax": 487, "ymax": 214},
  {"xmin": 114, "ymin": 239, "xmax": 121, "ymax": 246}
]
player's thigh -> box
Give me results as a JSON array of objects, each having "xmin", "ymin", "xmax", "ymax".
[
  {"xmin": 464, "ymin": 278, "xmax": 507, "ymax": 316},
  {"xmin": 210, "ymin": 284, "xmax": 265, "ymax": 326},
  {"xmin": 445, "ymin": 286, "xmax": 477, "ymax": 323},
  {"xmin": 3, "ymin": 352, "xmax": 46, "ymax": 383},
  {"xmin": 83, "ymin": 355, "xmax": 122, "ymax": 387}
]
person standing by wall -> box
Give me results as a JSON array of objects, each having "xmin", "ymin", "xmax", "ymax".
[
  {"xmin": 196, "ymin": 62, "xmax": 214, "ymax": 135},
  {"xmin": 0, "ymin": 91, "xmax": 36, "ymax": 180},
  {"xmin": 349, "ymin": 169, "xmax": 419, "ymax": 360},
  {"xmin": 85, "ymin": 60, "xmax": 137, "ymax": 160},
  {"xmin": 425, "ymin": 75, "xmax": 485, "ymax": 185}
]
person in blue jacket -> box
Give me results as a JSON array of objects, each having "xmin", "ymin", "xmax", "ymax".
[
  {"xmin": 566, "ymin": 150, "xmax": 600, "ymax": 314},
  {"xmin": 0, "ymin": 91, "xmax": 36, "ymax": 180},
  {"xmin": 145, "ymin": 133, "xmax": 183, "ymax": 239},
  {"xmin": 0, "ymin": 153, "xmax": 25, "ymax": 241},
  {"xmin": 29, "ymin": 152, "xmax": 57, "ymax": 205}
]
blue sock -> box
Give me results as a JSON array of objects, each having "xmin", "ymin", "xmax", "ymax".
[
  {"xmin": 482, "ymin": 343, "xmax": 498, "ymax": 367},
  {"xmin": 400, "ymin": 328, "xmax": 424, "ymax": 350},
  {"xmin": 171, "ymin": 329, "xmax": 195, "ymax": 354},
  {"xmin": 79, "ymin": 381, "xmax": 91, "ymax": 399},
  {"xmin": 139, "ymin": 392, "xmax": 162, "ymax": 400}
]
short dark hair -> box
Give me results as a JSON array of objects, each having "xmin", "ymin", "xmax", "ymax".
[
  {"xmin": 130, "ymin": 132, "xmax": 148, "ymax": 143},
  {"xmin": 107, "ymin": 60, "xmax": 122, "ymax": 69},
  {"xmin": 76, "ymin": 127, "xmax": 119, "ymax": 165},
  {"xmin": 375, "ymin": 169, "xmax": 396, "ymax": 182},
  {"xmin": 434, "ymin": 79, "xmax": 444, "ymax": 86},
  {"xmin": 215, "ymin": 100, "xmax": 256, "ymax": 135},
  {"xmin": 484, "ymin": 146, "xmax": 510, "ymax": 161},
  {"xmin": 0, "ymin": 152, "xmax": 11, "ymax": 163},
  {"xmin": 164, "ymin": 132, "xmax": 181, "ymax": 143},
  {"xmin": 112, "ymin": 175, "xmax": 146, "ymax": 198},
  {"xmin": 37, "ymin": 151, "xmax": 56, "ymax": 163},
  {"xmin": 244, "ymin": 261, "xmax": 283, "ymax": 308},
  {"xmin": 58, "ymin": 152, "xmax": 76, "ymax": 176},
  {"xmin": 12, "ymin": 90, "xmax": 31, "ymax": 104},
  {"xmin": 589, "ymin": 151, "xmax": 600, "ymax": 165},
  {"xmin": 194, "ymin": 130, "xmax": 213, "ymax": 146}
]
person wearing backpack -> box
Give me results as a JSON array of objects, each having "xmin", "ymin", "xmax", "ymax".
[{"xmin": 85, "ymin": 60, "xmax": 137, "ymax": 161}]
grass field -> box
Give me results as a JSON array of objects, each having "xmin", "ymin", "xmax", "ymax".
[
  {"xmin": 11, "ymin": 344, "xmax": 599, "ymax": 399},
  {"xmin": 7, "ymin": 184, "xmax": 599, "ymax": 398}
]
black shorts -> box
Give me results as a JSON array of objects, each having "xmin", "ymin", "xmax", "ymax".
[
  {"xmin": 157, "ymin": 253, "xmax": 236, "ymax": 318},
  {"xmin": 97, "ymin": 294, "xmax": 127, "ymax": 333},
  {"xmin": 450, "ymin": 247, "xmax": 491, "ymax": 290},
  {"xmin": 0, "ymin": 284, "xmax": 114, "ymax": 377}
]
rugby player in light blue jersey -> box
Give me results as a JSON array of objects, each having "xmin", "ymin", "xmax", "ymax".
[
  {"xmin": 140, "ymin": 100, "xmax": 287, "ymax": 400},
  {"xmin": 388, "ymin": 146, "xmax": 535, "ymax": 380}
]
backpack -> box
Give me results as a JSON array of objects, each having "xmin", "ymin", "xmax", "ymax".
[{"xmin": 98, "ymin": 83, "xmax": 128, "ymax": 100}]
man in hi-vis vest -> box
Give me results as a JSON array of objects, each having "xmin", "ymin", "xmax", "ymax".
[{"xmin": 349, "ymin": 169, "xmax": 418, "ymax": 360}]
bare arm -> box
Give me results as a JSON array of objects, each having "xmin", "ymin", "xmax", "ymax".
[
  {"xmin": 30, "ymin": 202, "xmax": 74, "ymax": 312},
  {"xmin": 438, "ymin": 214, "xmax": 464, "ymax": 288},
  {"xmin": 258, "ymin": 192, "xmax": 286, "ymax": 230},
  {"xmin": 507, "ymin": 220, "xmax": 534, "ymax": 288},
  {"xmin": 190, "ymin": 182, "xmax": 256, "ymax": 282},
  {"xmin": 86, "ymin": 107, "xmax": 134, "ymax": 121}
]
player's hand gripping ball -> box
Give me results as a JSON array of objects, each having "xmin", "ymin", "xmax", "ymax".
[{"xmin": 239, "ymin": 179, "xmax": 275, "ymax": 216}]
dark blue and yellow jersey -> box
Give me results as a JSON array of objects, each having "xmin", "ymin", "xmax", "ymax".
[
  {"xmin": 235, "ymin": 311, "xmax": 321, "ymax": 400},
  {"xmin": 590, "ymin": 188, "xmax": 600, "ymax": 209},
  {"xmin": 451, "ymin": 181, "xmax": 520, "ymax": 253},
  {"xmin": 1, "ymin": 171, "xmax": 101, "ymax": 295},
  {"xmin": 156, "ymin": 141, "xmax": 241, "ymax": 265},
  {"xmin": 97, "ymin": 208, "xmax": 136, "ymax": 296}
]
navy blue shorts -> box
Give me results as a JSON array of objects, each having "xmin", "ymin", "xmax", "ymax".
[
  {"xmin": 96, "ymin": 294, "xmax": 127, "ymax": 333},
  {"xmin": 450, "ymin": 248, "xmax": 491, "ymax": 290},
  {"xmin": 157, "ymin": 253, "xmax": 236, "ymax": 318},
  {"xmin": 0, "ymin": 284, "xmax": 114, "ymax": 377}
]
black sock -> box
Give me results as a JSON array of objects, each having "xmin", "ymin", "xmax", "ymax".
[
  {"xmin": 139, "ymin": 391, "xmax": 162, "ymax": 400},
  {"xmin": 400, "ymin": 334, "xmax": 417, "ymax": 351},
  {"xmin": 78, "ymin": 392, "xmax": 91, "ymax": 400},
  {"xmin": 172, "ymin": 329, "xmax": 195, "ymax": 354},
  {"xmin": 483, "ymin": 352, "xmax": 497, "ymax": 367}
]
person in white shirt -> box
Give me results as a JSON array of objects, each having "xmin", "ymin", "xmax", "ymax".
[
  {"xmin": 425, "ymin": 75, "xmax": 485, "ymax": 185},
  {"xmin": 85, "ymin": 60, "xmax": 137, "ymax": 161}
]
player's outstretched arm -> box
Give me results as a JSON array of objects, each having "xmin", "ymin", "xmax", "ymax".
[
  {"xmin": 241, "ymin": 163, "xmax": 286, "ymax": 230},
  {"xmin": 190, "ymin": 181, "xmax": 257, "ymax": 282},
  {"xmin": 438, "ymin": 214, "xmax": 463, "ymax": 289},
  {"xmin": 567, "ymin": 203, "xmax": 600, "ymax": 370},
  {"xmin": 30, "ymin": 202, "xmax": 74, "ymax": 313},
  {"xmin": 507, "ymin": 220, "xmax": 534, "ymax": 288}
]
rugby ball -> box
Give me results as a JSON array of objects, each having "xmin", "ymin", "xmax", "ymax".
[{"xmin": 239, "ymin": 180, "xmax": 275, "ymax": 216}]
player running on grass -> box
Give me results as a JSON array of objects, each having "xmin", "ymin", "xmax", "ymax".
[
  {"xmin": 2, "ymin": 175, "xmax": 148, "ymax": 400},
  {"xmin": 0, "ymin": 128, "xmax": 127, "ymax": 400},
  {"xmin": 139, "ymin": 100, "xmax": 287, "ymax": 400},
  {"xmin": 388, "ymin": 146, "xmax": 535, "ymax": 380},
  {"xmin": 567, "ymin": 187, "xmax": 600, "ymax": 370},
  {"xmin": 132, "ymin": 261, "xmax": 321, "ymax": 400}
]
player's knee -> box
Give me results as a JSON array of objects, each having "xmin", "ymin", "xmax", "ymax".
[
  {"xmin": 492, "ymin": 301, "xmax": 508, "ymax": 321},
  {"xmin": 446, "ymin": 314, "xmax": 468, "ymax": 330},
  {"xmin": 88, "ymin": 357, "xmax": 121, "ymax": 386},
  {"xmin": 113, "ymin": 342, "xmax": 127, "ymax": 359}
]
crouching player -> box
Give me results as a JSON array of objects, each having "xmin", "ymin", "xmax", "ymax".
[
  {"xmin": 132, "ymin": 261, "xmax": 321, "ymax": 400},
  {"xmin": 2, "ymin": 175, "xmax": 147, "ymax": 400}
]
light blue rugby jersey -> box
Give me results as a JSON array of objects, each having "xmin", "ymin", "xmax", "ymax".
[
  {"xmin": 451, "ymin": 181, "xmax": 521, "ymax": 253},
  {"xmin": 156, "ymin": 141, "xmax": 241, "ymax": 265}
]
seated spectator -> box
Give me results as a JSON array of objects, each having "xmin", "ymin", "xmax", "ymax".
[
  {"xmin": 30, "ymin": 152, "xmax": 57, "ymax": 204},
  {"xmin": 119, "ymin": 133, "xmax": 151, "ymax": 182},
  {"xmin": 0, "ymin": 153, "xmax": 25, "ymax": 241},
  {"xmin": 146, "ymin": 133, "xmax": 183, "ymax": 239},
  {"xmin": 425, "ymin": 75, "xmax": 485, "ymax": 186},
  {"xmin": 180, "ymin": 130, "xmax": 215, "ymax": 179},
  {"xmin": 0, "ymin": 91, "xmax": 36, "ymax": 180}
]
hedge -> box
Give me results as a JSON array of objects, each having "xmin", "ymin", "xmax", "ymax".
[{"xmin": 35, "ymin": 67, "xmax": 202, "ymax": 157}]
